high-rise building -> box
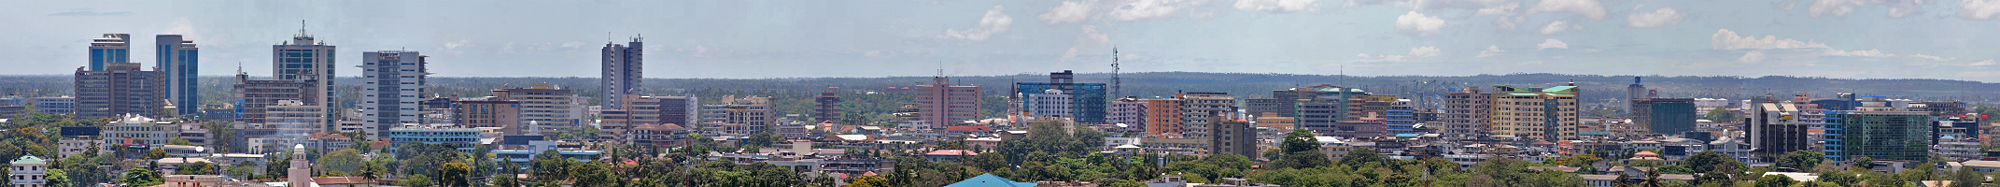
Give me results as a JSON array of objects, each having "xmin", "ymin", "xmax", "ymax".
[
  {"xmin": 815, "ymin": 87, "xmax": 842, "ymax": 123},
  {"xmin": 1143, "ymin": 99, "xmax": 1185, "ymax": 137},
  {"xmin": 656, "ymin": 96, "xmax": 699, "ymax": 127},
  {"xmin": 701, "ymin": 95, "xmax": 775, "ymax": 136},
  {"xmin": 1027, "ymin": 89, "xmax": 1073, "ymax": 119},
  {"xmin": 156, "ymin": 35, "xmax": 199, "ymax": 116},
  {"xmin": 601, "ymin": 95, "xmax": 664, "ymax": 139},
  {"xmin": 1748, "ymin": 103, "xmax": 1812, "ymax": 161},
  {"xmin": 1208, "ymin": 115, "xmax": 1257, "ymax": 157},
  {"xmin": 1014, "ymin": 70, "xmax": 1108, "ymax": 123},
  {"xmin": 1441, "ymin": 87, "xmax": 1491, "ymax": 140},
  {"xmin": 492, "ymin": 83, "xmax": 581, "ymax": 133},
  {"xmin": 1178, "ymin": 92, "xmax": 1236, "ymax": 139},
  {"xmin": 915, "ymin": 76, "xmax": 982, "ymax": 129},
  {"xmin": 452, "ymin": 97, "xmax": 522, "ymax": 134},
  {"xmin": 273, "ymin": 31, "xmax": 337, "ymax": 127},
  {"xmin": 360, "ymin": 51, "xmax": 427, "ymax": 138},
  {"xmin": 232, "ymin": 72, "xmax": 318, "ymax": 125},
  {"xmin": 601, "ymin": 37, "xmax": 643, "ymax": 109},
  {"xmin": 1108, "ymin": 97, "xmax": 1147, "ymax": 129},
  {"xmin": 1244, "ymin": 97, "xmax": 1286, "ymax": 118},
  {"xmin": 32, "ymin": 96, "xmax": 76, "ymax": 114},
  {"xmin": 89, "ymin": 34, "xmax": 132, "ymax": 71},
  {"xmin": 1488, "ymin": 84, "xmax": 1580, "ymax": 141},
  {"xmin": 264, "ymin": 100, "xmax": 325, "ymax": 133},
  {"xmin": 1386, "ymin": 99, "xmax": 1418, "ymax": 136},
  {"xmin": 1296, "ymin": 87, "xmax": 1369, "ymax": 136},
  {"xmin": 1626, "ymin": 77, "xmax": 1647, "ymax": 114},
  {"xmin": 1634, "ymin": 98, "xmax": 1698, "ymax": 136},
  {"xmin": 75, "ymin": 63, "xmax": 166, "ymax": 119},
  {"xmin": 1823, "ymin": 110, "xmax": 1932, "ymax": 162}
]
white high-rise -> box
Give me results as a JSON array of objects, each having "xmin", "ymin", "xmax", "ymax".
[
  {"xmin": 273, "ymin": 31, "xmax": 337, "ymax": 127},
  {"xmin": 360, "ymin": 51, "xmax": 426, "ymax": 138}
]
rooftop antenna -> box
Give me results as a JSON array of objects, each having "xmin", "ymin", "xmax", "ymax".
[
  {"xmin": 298, "ymin": 20, "xmax": 307, "ymax": 36},
  {"xmin": 1112, "ymin": 46, "xmax": 1121, "ymax": 98}
]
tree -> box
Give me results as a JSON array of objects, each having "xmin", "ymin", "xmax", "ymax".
[
  {"xmin": 570, "ymin": 162, "xmax": 618, "ymax": 187},
  {"xmin": 1777, "ymin": 150, "xmax": 1824, "ymax": 172},
  {"xmin": 530, "ymin": 149, "xmax": 573, "ymax": 184},
  {"xmin": 167, "ymin": 138, "xmax": 194, "ymax": 146},
  {"xmin": 1817, "ymin": 171, "xmax": 1860, "ymax": 187},
  {"xmin": 1953, "ymin": 166, "xmax": 1984, "ymax": 187},
  {"xmin": 1270, "ymin": 129, "xmax": 1331, "ymax": 169},
  {"xmin": 44, "ymin": 169, "xmax": 70, "ymax": 187},
  {"xmin": 316, "ymin": 149, "xmax": 366, "ymax": 175},
  {"xmin": 173, "ymin": 161, "xmax": 218, "ymax": 175},
  {"xmin": 439, "ymin": 162, "xmax": 472, "ymax": 187},
  {"xmin": 1754, "ymin": 174, "xmax": 1796, "ymax": 187},
  {"xmin": 846, "ymin": 176, "xmax": 889, "ymax": 187},
  {"xmin": 402, "ymin": 174, "xmax": 434, "ymax": 187},
  {"xmin": 120, "ymin": 168, "xmax": 163, "ymax": 186},
  {"xmin": 145, "ymin": 148, "xmax": 168, "ymax": 160}
]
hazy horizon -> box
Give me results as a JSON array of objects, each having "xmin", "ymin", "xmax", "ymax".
[{"xmin": 5, "ymin": 0, "xmax": 1998, "ymax": 81}]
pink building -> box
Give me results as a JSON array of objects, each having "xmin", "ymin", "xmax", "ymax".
[{"xmin": 916, "ymin": 76, "xmax": 981, "ymax": 129}]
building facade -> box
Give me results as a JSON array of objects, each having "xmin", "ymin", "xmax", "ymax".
[
  {"xmin": 1013, "ymin": 70, "xmax": 1108, "ymax": 123},
  {"xmin": 1823, "ymin": 110, "xmax": 1932, "ymax": 162},
  {"xmin": 75, "ymin": 63, "xmax": 166, "ymax": 119},
  {"xmin": 1179, "ymin": 92, "xmax": 1236, "ymax": 139},
  {"xmin": 1633, "ymin": 98, "xmax": 1697, "ymax": 136},
  {"xmin": 89, "ymin": 33, "xmax": 131, "ymax": 71},
  {"xmin": 1143, "ymin": 99, "xmax": 1186, "ymax": 137},
  {"xmin": 361, "ymin": 51, "xmax": 427, "ymax": 138},
  {"xmin": 272, "ymin": 32, "xmax": 338, "ymax": 127},
  {"xmin": 1488, "ymin": 84, "xmax": 1580, "ymax": 141},
  {"xmin": 452, "ymin": 97, "xmax": 522, "ymax": 134},
  {"xmin": 915, "ymin": 76, "xmax": 981, "ymax": 128},
  {"xmin": 701, "ymin": 95, "xmax": 776, "ymax": 136},
  {"xmin": 1026, "ymin": 89, "xmax": 1073, "ymax": 119},
  {"xmin": 1749, "ymin": 103, "xmax": 1813, "ymax": 161},
  {"xmin": 232, "ymin": 72, "xmax": 318, "ymax": 125},
  {"xmin": 601, "ymin": 37, "xmax": 643, "ymax": 109},
  {"xmin": 1209, "ymin": 117, "xmax": 1257, "ymax": 157},
  {"xmin": 492, "ymin": 83, "xmax": 581, "ymax": 133},
  {"xmin": 815, "ymin": 88, "xmax": 842, "ymax": 123},
  {"xmin": 156, "ymin": 34, "xmax": 199, "ymax": 116},
  {"xmin": 31, "ymin": 96, "xmax": 74, "ymax": 114},
  {"xmin": 1108, "ymin": 97, "xmax": 1147, "ymax": 129}
]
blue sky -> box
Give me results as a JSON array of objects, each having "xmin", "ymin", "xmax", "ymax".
[{"xmin": 3, "ymin": 0, "xmax": 1999, "ymax": 81}]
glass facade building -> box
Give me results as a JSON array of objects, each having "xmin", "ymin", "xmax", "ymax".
[{"xmin": 1823, "ymin": 111, "xmax": 1932, "ymax": 162}]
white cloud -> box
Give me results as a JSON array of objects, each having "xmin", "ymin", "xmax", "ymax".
[
  {"xmin": 1738, "ymin": 51, "xmax": 1767, "ymax": 63},
  {"xmin": 1822, "ymin": 49, "xmax": 1894, "ymax": 57},
  {"xmin": 1809, "ymin": 0, "xmax": 1864, "ymax": 17},
  {"xmin": 1110, "ymin": 0, "xmax": 1193, "ymax": 21},
  {"xmin": 1353, "ymin": 46, "xmax": 1442, "ymax": 62},
  {"xmin": 1062, "ymin": 25, "xmax": 1116, "ymax": 60},
  {"xmin": 1910, "ymin": 53, "xmax": 1952, "ymax": 61},
  {"xmin": 1234, "ymin": 0, "xmax": 1319, "ymax": 13},
  {"xmin": 1538, "ymin": 38, "xmax": 1569, "ymax": 50},
  {"xmin": 1478, "ymin": 45, "xmax": 1504, "ymax": 58},
  {"xmin": 1395, "ymin": 11, "xmax": 1446, "ymax": 35},
  {"xmin": 1965, "ymin": 0, "xmax": 2000, "ymax": 20},
  {"xmin": 1493, "ymin": 16, "xmax": 1524, "ymax": 30},
  {"xmin": 1475, "ymin": 2, "xmax": 1520, "ymax": 16},
  {"xmin": 945, "ymin": 5, "xmax": 1015, "ymax": 41},
  {"xmin": 1400, "ymin": 0, "xmax": 1512, "ymax": 10},
  {"xmin": 1042, "ymin": 1, "xmax": 1094, "ymax": 23},
  {"xmin": 1539, "ymin": 21, "xmax": 1581, "ymax": 34},
  {"xmin": 1532, "ymin": 0, "xmax": 1607, "ymax": 20},
  {"xmin": 1710, "ymin": 29, "xmax": 1830, "ymax": 50},
  {"xmin": 1626, "ymin": 7, "xmax": 1685, "ymax": 28},
  {"xmin": 1813, "ymin": 0, "xmax": 1931, "ymax": 18},
  {"xmin": 1974, "ymin": 59, "xmax": 1998, "ymax": 66}
]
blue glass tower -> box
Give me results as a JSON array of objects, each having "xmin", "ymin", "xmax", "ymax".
[
  {"xmin": 158, "ymin": 35, "xmax": 199, "ymax": 116},
  {"xmin": 1014, "ymin": 70, "xmax": 1107, "ymax": 123},
  {"xmin": 89, "ymin": 34, "xmax": 131, "ymax": 71}
]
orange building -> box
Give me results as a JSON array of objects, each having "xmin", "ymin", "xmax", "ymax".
[{"xmin": 1143, "ymin": 99, "xmax": 1185, "ymax": 138}]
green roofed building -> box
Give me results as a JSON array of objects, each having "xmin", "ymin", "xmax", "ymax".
[
  {"xmin": 1488, "ymin": 83, "xmax": 1581, "ymax": 141},
  {"xmin": 10, "ymin": 155, "xmax": 48, "ymax": 187}
]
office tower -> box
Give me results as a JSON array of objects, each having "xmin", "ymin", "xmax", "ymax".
[
  {"xmin": 1208, "ymin": 115, "xmax": 1257, "ymax": 157},
  {"xmin": 1488, "ymin": 84, "xmax": 1579, "ymax": 141},
  {"xmin": 1296, "ymin": 87, "xmax": 1369, "ymax": 136},
  {"xmin": 1244, "ymin": 97, "xmax": 1285, "ymax": 118},
  {"xmin": 264, "ymin": 100, "xmax": 325, "ymax": 133},
  {"xmin": 33, "ymin": 96, "xmax": 76, "ymax": 114},
  {"xmin": 1626, "ymin": 77, "xmax": 1646, "ymax": 114},
  {"xmin": 915, "ymin": 76, "xmax": 982, "ymax": 129},
  {"xmin": 1936, "ymin": 117, "xmax": 1981, "ymax": 145},
  {"xmin": 232, "ymin": 72, "xmax": 317, "ymax": 125},
  {"xmin": 1441, "ymin": 87, "xmax": 1491, "ymax": 140},
  {"xmin": 452, "ymin": 97, "xmax": 522, "ymax": 134},
  {"xmin": 1823, "ymin": 110, "xmax": 1932, "ymax": 162},
  {"xmin": 1910, "ymin": 101, "xmax": 1967, "ymax": 117},
  {"xmin": 1386, "ymin": 99, "xmax": 1417, "ymax": 136},
  {"xmin": 656, "ymin": 96, "xmax": 698, "ymax": 127},
  {"xmin": 1748, "ymin": 103, "xmax": 1812, "ymax": 161},
  {"xmin": 492, "ymin": 83, "xmax": 581, "ymax": 133},
  {"xmin": 360, "ymin": 51, "xmax": 427, "ymax": 138},
  {"xmin": 1027, "ymin": 89, "xmax": 1073, "ymax": 119},
  {"xmin": 601, "ymin": 95, "xmax": 663, "ymax": 139},
  {"xmin": 1337, "ymin": 113, "xmax": 1389, "ymax": 138},
  {"xmin": 701, "ymin": 95, "xmax": 775, "ymax": 136},
  {"xmin": 1013, "ymin": 70, "xmax": 1108, "ymax": 123},
  {"xmin": 601, "ymin": 37, "xmax": 643, "ymax": 109},
  {"xmin": 1143, "ymin": 99, "xmax": 1185, "ymax": 137},
  {"xmin": 156, "ymin": 35, "xmax": 199, "ymax": 116},
  {"xmin": 1178, "ymin": 92, "xmax": 1236, "ymax": 139},
  {"xmin": 89, "ymin": 34, "xmax": 131, "ymax": 71},
  {"xmin": 75, "ymin": 63, "xmax": 166, "ymax": 119},
  {"xmin": 815, "ymin": 87, "xmax": 842, "ymax": 123},
  {"xmin": 1108, "ymin": 97, "xmax": 1147, "ymax": 129},
  {"xmin": 1634, "ymin": 98, "xmax": 1697, "ymax": 135},
  {"xmin": 273, "ymin": 31, "xmax": 337, "ymax": 127}
]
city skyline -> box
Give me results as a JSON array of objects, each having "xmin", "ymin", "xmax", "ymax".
[{"xmin": 3, "ymin": 0, "xmax": 1999, "ymax": 82}]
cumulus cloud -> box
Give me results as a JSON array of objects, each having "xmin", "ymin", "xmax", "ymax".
[
  {"xmin": 1538, "ymin": 38, "xmax": 1569, "ymax": 50},
  {"xmin": 1739, "ymin": 51, "xmax": 1767, "ymax": 62},
  {"xmin": 1539, "ymin": 21, "xmax": 1581, "ymax": 34},
  {"xmin": 1061, "ymin": 25, "xmax": 1116, "ymax": 60},
  {"xmin": 1532, "ymin": 0, "xmax": 1607, "ymax": 20},
  {"xmin": 1814, "ymin": 0, "xmax": 1931, "ymax": 18},
  {"xmin": 1975, "ymin": 59, "xmax": 1998, "ymax": 66},
  {"xmin": 1910, "ymin": 53, "xmax": 1952, "ymax": 61},
  {"xmin": 1822, "ymin": 49, "xmax": 1894, "ymax": 57},
  {"xmin": 945, "ymin": 5, "xmax": 1015, "ymax": 41},
  {"xmin": 1476, "ymin": 3, "xmax": 1520, "ymax": 16},
  {"xmin": 1395, "ymin": 11, "xmax": 1446, "ymax": 35},
  {"xmin": 1965, "ymin": 0, "xmax": 2000, "ymax": 20},
  {"xmin": 1110, "ymin": 0, "xmax": 1194, "ymax": 21},
  {"xmin": 1809, "ymin": 0, "xmax": 1864, "ymax": 17},
  {"xmin": 1710, "ymin": 29, "xmax": 1831, "ymax": 50},
  {"xmin": 1354, "ymin": 46, "xmax": 1442, "ymax": 62},
  {"xmin": 1626, "ymin": 7, "xmax": 1685, "ymax": 28},
  {"xmin": 47, "ymin": 8, "xmax": 133, "ymax": 16},
  {"xmin": 1234, "ymin": 0, "xmax": 1320, "ymax": 13},
  {"xmin": 1042, "ymin": 1, "xmax": 1094, "ymax": 23},
  {"xmin": 1478, "ymin": 45, "xmax": 1504, "ymax": 58}
]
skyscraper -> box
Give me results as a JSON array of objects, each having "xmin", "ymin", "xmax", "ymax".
[
  {"xmin": 815, "ymin": 87, "xmax": 842, "ymax": 123},
  {"xmin": 492, "ymin": 83, "xmax": 582, "ymax": 134},
  {"xmin": 915, "ymin": 76, "xmax": 982, "ymax": 129},
  {"xmin": 89, "ymin": 34, "xmax": 131, "ymax": 71},
  {"xmin": 1823, "ymin": 110, "xmax": 1932, "ymax": 162},
  {"xmin": 1014, "ymin": 70, "xmax": 1107, "ymax": 123},
  {"xmin": 1748, "ymin": 103, "xmax": 1812, "ymax": 161},
  {"xmin": 1626, "ymin": 77, "xmax": 1646, "ymax": 114},
  {"xmin": 360, "ymin": 51, "xmax": 427, "ymax": 138},
  {"xmin": 1633, "ymin": 98, "xmax": 1697, "ymax": 135},
  {"xmin": 1489, "ymin": 84, "xmax": 1580, "ymax": 141},
  {"xmin": 74, "ymin": 63, "xmax": 166, "ymax": 119},
  {"xmin": 273, "ymin": 31, "xmax": 336, "ymax": 127},
  {"xmin": 601, "ymin": 37, "xmax": 643, "ymax": 109},
  {"xmin": 1441, "ymin": 87, "xmax": 1491, "ymax": 141},
  {"xmin": 1178, "ymin": 92, "xmax": 1236, "ymax": 139},
  {"xmin": 157, "ymin": 35, "xmax": 199, "ymax": 116}
]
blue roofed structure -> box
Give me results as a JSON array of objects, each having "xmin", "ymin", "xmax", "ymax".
[{"xmin": 946, "ymin": 173, "xmax": 1038, "ymax": 187}]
